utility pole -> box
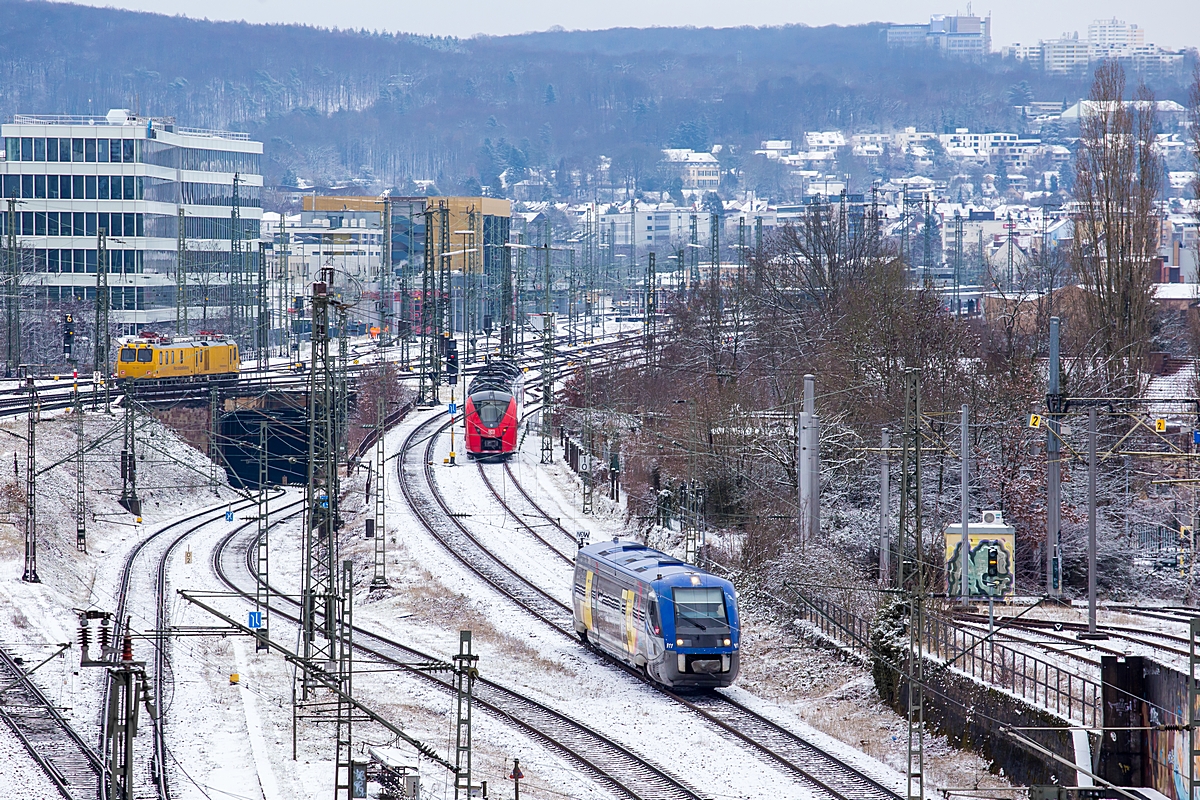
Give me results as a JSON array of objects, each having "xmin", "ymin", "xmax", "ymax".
[
  {"xmin": 644, "ymin": 251, "xmax": 656, "ymax": 363},
  {"xmin": 953, "ymin": 212, "xmax": 964, "ymax": 316},
  {"xmin": 880, "ymin": 428, "xmax": 890, "ymax": 585},
  {"xmin": 797, "ymin": 375, "xmax": 820, "ymax": 543},
  {"xmin": 103, "ymin": 623, "xmax": 149, "ymax": 800},
  {"xmin": 380, "ymin": 198, "xmax": 393, "ymax": 348},
  {"xmin": 1046, "ymin": 317, "xmax": 1063, "ymax": 597},
  {"xmin": 255, "ymin": 420, "xmax": 270, "ymax": 652},
  {"xmin": 418, "ymin": 206, "xmax": 435, "ymax": 405},
  {"xmin": 898, "ymin": 367, "xmax": 924, "ymax": 800},
  {"xmin": 278, "ymin": 225, "xmax": 291, "ymax": 358},
  {"xmin": 1006, "ymin": 213, "xmax": 1016, "ymax": 290},
  {"xmin": 177, "ymin": 206, "xmax": 187, "ymax": 336},
  {"xmin": 230, "ymin": 172, "xmax": 243, "ymax": 341},
  {"xmin": 501, "ymin": 220, "xmax": 515, "ymax": 357},
  {"xmin": 93, "ymin": 228, "xmax": 110, "ymax": 413},
  {"xmin": 540, "ymin": 240, "xmax": 554, "ymax": 465},
  {"xmin": 960, "ymin": 404, "xmax": 970, "ymax": 603},
  {"xmin": 118, "ymin": 396, "xmax": 140, "ymax": 517},
  {"xmin": 581, "ymin": 359, "xmax": 593, "ymax": 515},
  {"xmin": 689, "ymin": 215, "xmax": 699, "ymax": 292},
  {"xmin": 453, "ymin": 631, "xmax": 478, "ymax": 800},
  {"xmin": 301, "ymin": 272, "xmax": 340, "ymax": 693},
  {"xmin": 1084, "ymin": 408, "xmax": 1102, "ymax": 638},
  {"xmin": 209, "ymin": 385, "xmax": 221, "ymax": 490},
  {"xmin": 258, "ymin": 241, "xmax": 269, "ymax": 372},
  {"xmin": 334, "ymin": 560, "xmax": 355, "ymax": 800},
  {"xmin": 336, "ymin": 305, "xmax": 349, "ymax": 468},
  {"xmin": 21, "ymin": 373, "xmax": 38, "ymax": 583},
  {"xmin": 5, "ymin": 197, "xmax": 19, "ymax": 378},
  {"xmin": 371, "ymin": 392, "xmax": 389, "ymax": 590},
  {"xmin": 74, "ymin": 369, "xmax": 86, "ymax": 552}
]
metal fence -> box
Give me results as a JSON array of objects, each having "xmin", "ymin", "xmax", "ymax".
[
  {"xmin": 921, "ymin": 611, "xmax": 1102, "ymax": 728},
  {"xmin": 785, "ymin": 585, "xmax": 1102, "ymax": 727}
]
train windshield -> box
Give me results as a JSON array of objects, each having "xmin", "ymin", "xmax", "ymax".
[
  {"xmin": 136, "ymin": 349, "xmax": 153, "ymax": 363},
  {"xmin": 119, "ymin": 348, "xmax": 136, "ymax": 362},
  {"xmin": 672, "ymin": 587, "xmax": 728, "ymax": 631},
  {"xmin": 473, "ymin": 397, "xmax": 509, "ymax": 428}
]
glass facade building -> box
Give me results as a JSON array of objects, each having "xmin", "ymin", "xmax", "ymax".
[{"xmin": 0, "ymin": 109, "xmax": 263, "ymax": 331}]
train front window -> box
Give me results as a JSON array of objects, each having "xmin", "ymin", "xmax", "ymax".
[
  {"xmin": 136, "ymin": 349, "xmax": 153, "ymax": 363},
  {"xmin": 672, "ymin": 587, "xmax": 727, "ymax": 631},
  {"xmin": 473, "ymin": 398, "xmax": 509, "ymax": 428},
  {"xmin": 119, "ymin": 348, "xmax": 136, "ymax": 362}
]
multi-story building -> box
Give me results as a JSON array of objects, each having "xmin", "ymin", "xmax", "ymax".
[
  {"xmin": 661, "ymin": 149, "xmax": 721, "ymax": 192},
  {"xmin": 887, "ymin": 13, "xmax": 991, "ymax": 60},
  {"xmin": 0, "ymin": 109, "xmax": 262, "ymax": 333},
  {"xmin": 261, "ymin": 195, "xmax": 385, "ymax": 302},
  {"xmin": 1041, "ymin": 33, "xmax": 1091, "ymax": 74},
  {"xmin": 1087, "ymin": 18, "xmax": 1145, "ymax": 60}
]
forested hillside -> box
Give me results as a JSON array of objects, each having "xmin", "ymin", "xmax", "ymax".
[{"xmin": 0, "ymin": 1, "xmax": 1188, "ymax": 193}]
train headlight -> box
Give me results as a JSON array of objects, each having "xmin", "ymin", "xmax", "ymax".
[
  {"xmin": 723, "ymin": 638, "xmax": 731, "ymax": 647},
  {"xmin": 676, "ymin": 638, "xmax": 683, "ymax": 646}
]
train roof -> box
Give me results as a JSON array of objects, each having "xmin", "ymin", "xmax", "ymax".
[
  {"xmin": 118, "ymin": 333, "xmax": 236, "ymax": 349},
  {"xmin": 468, "ymin": 359, "xmax": 523, "ymax": 394},
  {"xmin": 581, "ymin": 539, "xmax": 727, "ymax": 585}
]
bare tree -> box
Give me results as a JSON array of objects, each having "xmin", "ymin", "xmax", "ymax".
[{"xmin": 1071, "ymin": 61, "xmax": 1162, "ymax": 393}]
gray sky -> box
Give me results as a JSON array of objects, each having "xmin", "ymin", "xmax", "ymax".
[{"xmin": 53, "ymin": 0, "xmax": 1199, "ymax": 50}]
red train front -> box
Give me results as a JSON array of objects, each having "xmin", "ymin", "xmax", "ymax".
[{"xmin": 464, "ymin": 361, "xmax": 524, "ymax": 460}]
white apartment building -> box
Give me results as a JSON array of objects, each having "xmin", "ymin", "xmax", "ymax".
[
  {"xmin": 1042, "ymin": 33, "xmax": 1091, "ymax": 73},
  {"xmin": 0, "ymin": 109, "xmax": 262, "ymax": 330},
  {"xmin": 661, "ymin": 149, "xmax": 721, "ymax": 191},
  {"xmin": 804, "ymin": 131, "xmax": 846, "ymax": 153},
  {"xmin": 1004, "ymin": 19, "xmax": 1181, "ymax": 77},
  {"xmin": 1088, "ymin": 18, "xmax": 1144, "ymax": 60}
]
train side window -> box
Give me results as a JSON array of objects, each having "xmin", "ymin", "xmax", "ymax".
[
  {"xmin": 137, "ymin": 349, "xmax": 153, "ymax": 363},
  {"xmin": 646, "ymin": 598, "xmax": 661, "ymax": 636}
]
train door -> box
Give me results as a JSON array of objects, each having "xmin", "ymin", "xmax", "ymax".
[
  {"xmin": 582, "ymin": 570, "xmax": 594, "ymax": 632},
  {"xmin": 622, "ymin": 588, "xmax": 637, "ymax": 655},
  {"xmin": 202, "ymin": 346, "xmax": 210, "ymax": 373}
]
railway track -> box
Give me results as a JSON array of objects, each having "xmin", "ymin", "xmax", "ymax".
[
  {"xmin": 0, "ymin": 646, "xmax": 107, "ymax": 800},
  {"xmin": 104, "ymin": 495, "xmax": 271, "ymax": 800},
  {"xmin": 405, "ymin": 413, "xmax": 902, "ymax": 800},
  {"xmin": 212, "ymin": 490, "xmax": 704, "ymax": 800},
  {"xmin": 953, "ymin": 611, "xmax": 1192, "ymax": 662}
]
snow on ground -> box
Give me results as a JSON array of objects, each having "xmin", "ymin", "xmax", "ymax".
[
  {"xmin": 0, "ymin": 361, "xmax": 1016, "ymax": 800},
  {"xmin": 0, "ymin": 715, "xmax": 61, "ymax": 799},
  {"xmin": 332, "ymin": 409, "xmax": 882, "ymax": 799},
  {"xmin": 482, "ymin": 424, "xmax": 1015, "ymax": 798},
  {"xmin": 0, "ymin": 402, "xmax": 242, "ymax": 778}
]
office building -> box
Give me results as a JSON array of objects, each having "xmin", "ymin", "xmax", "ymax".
[{"xmin": 0, "ymin": 109, "xmax": 262, "ymax": 332}]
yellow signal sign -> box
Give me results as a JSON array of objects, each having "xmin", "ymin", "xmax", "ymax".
[
  {"xmin": 1155, "ymin": 418, "xmax": 1167, "ymax": 433},
  {"xmin": 1028, "ymin": 414, "xmax": 1042, "ymax": 429}
]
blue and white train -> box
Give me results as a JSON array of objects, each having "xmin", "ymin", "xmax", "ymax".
[{"xmin": 572, "ymin": 539, "xmax": 740, "ymax": 689}]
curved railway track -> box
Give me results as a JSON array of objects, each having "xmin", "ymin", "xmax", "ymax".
[
  {"xmin": 105, "ymin": 495, "xmax": 270, "ymax": 800},
  {"xmin": 212, "ymin": 501, "xmax": 704, "ymax": 800},
  {"xmin": 404, "ymin": 412, "xmax": 902, "ymax": 800}
]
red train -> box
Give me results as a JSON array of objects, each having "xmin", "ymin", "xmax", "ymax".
[{"xmin": 464, "ymin": 360, "xmax": 525, "ymax": 460}]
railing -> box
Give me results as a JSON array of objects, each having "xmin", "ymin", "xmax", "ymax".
[
  {"xmin": 922, "ymin": 611, "xmax": 1102, "ymax": 728},
  {"xmin": 784, "ymin": 584, "xmax": 1102, "ymax": 727},
  {"xmin": 784, "ymin": 585, "xmax": 873, "ymax": 660}
]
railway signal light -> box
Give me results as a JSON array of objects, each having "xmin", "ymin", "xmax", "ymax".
[
  {"xmin": 986, "ymin": 545, "xmax": 999, "ymax": 577},
  {"xmin": 445, "ymin": 339, "xmax": 459, "ymax": 384},
  {"xmin": 63, "ymin": 313, "xmax": 75, "ymax": 358}
]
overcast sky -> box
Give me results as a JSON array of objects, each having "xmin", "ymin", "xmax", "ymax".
[{"xmin": 52, "ymin": 0, "xmax": 1199, "ymax": 51}]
